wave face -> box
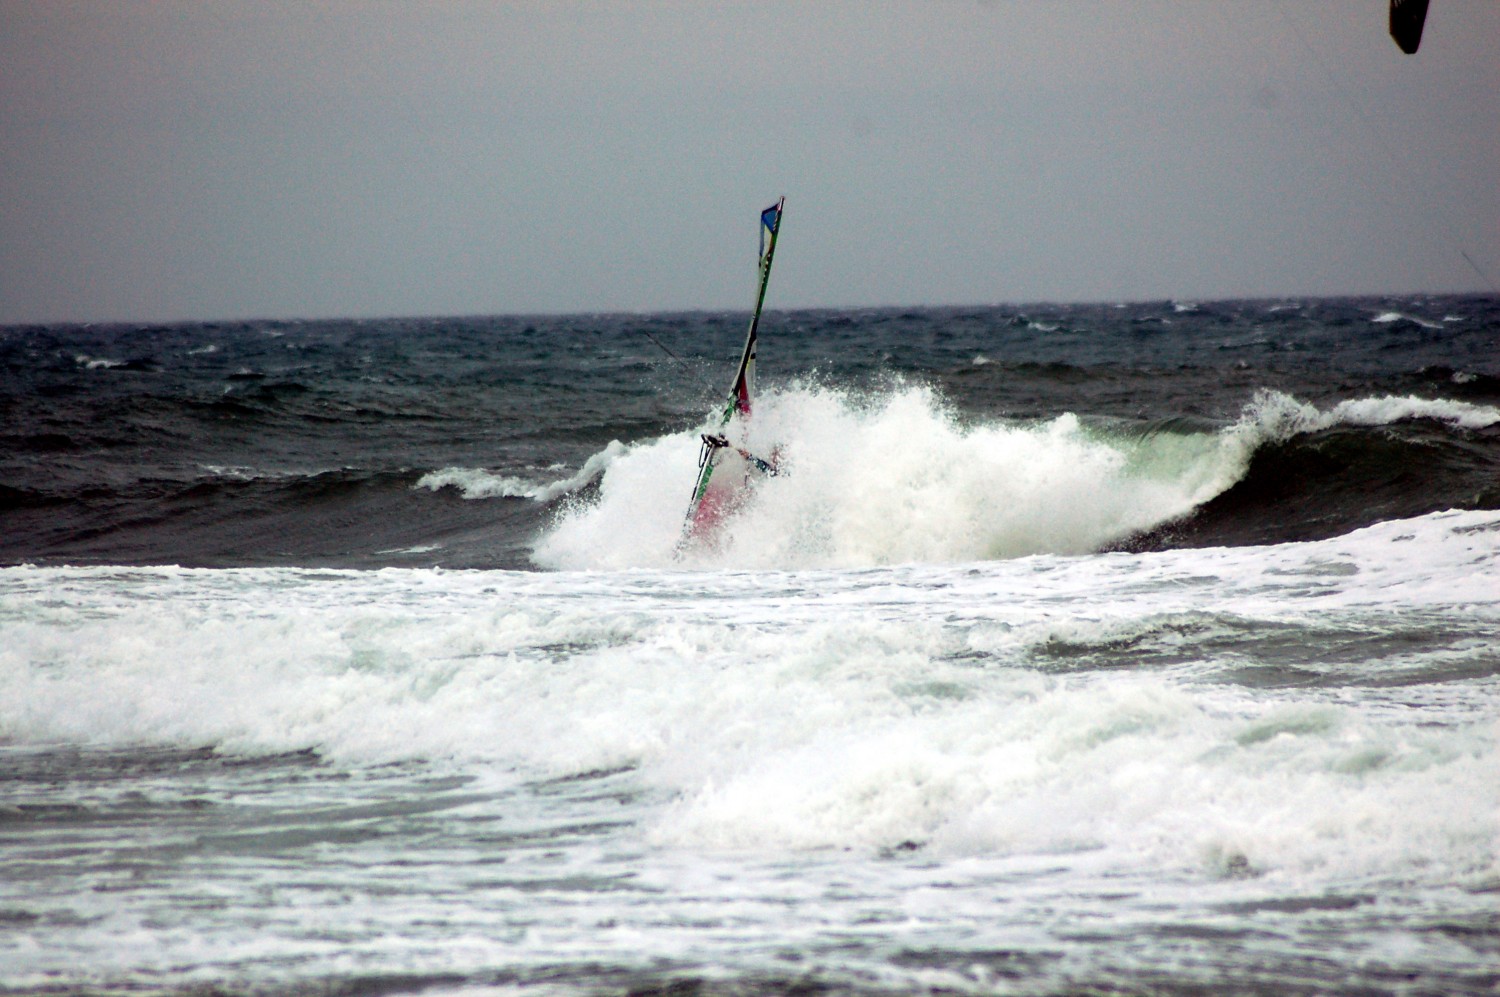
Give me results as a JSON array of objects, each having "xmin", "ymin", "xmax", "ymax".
[{"xmin": 1, "ymin": 296, "xmax": 1497, "ymax": 568}]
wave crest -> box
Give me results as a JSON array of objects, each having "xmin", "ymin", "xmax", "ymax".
[
  {"xmin": 418, "ymin": 442, "xmax": 626, "ymax": 503},
  {"xmin": 1236, "ymin": 388, "xmax": 1499, "ymax": 439},
  {"xmin": 536, "ymin": 385, "xmax": 1497, "ymax": 571},
  {"xmin": 538, "ymin": 385, "xmax": 1240, "ymax": 569}
]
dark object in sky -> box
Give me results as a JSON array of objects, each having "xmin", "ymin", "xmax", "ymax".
[{"xmin": 1390, "ymin": 0, "xmax": 1430, "ymax": 53}]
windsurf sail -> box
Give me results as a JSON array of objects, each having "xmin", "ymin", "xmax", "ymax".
[{"xmin": 680, "ymin": 197, "xmax": 785, "ymax": 544}]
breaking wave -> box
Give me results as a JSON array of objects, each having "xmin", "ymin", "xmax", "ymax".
[
  {"xmin": 417, "ymin": 442, "xmax": 625, "ymax": 503},
  {"xmin": 535, "ymin": 385, "xmax": 1500, "ymax": 571}
]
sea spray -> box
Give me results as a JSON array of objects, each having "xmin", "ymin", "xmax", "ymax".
[
  {"xmin": 537, "ymin": 383, "xmax": 1250, "ymax": 569},
  {"xmin": 535, "ymin": 384, "xmax": 1500, "ymax": 570}
]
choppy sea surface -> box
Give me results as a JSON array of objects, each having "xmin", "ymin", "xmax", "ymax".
[{"xmin": 2, "ymin": 297, "xmax": 1498, "ymax": 995}]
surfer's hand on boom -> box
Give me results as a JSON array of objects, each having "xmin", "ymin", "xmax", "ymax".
[{"xmin": 741, "ymin": 448, "xmax": 779, "ymax": 476}]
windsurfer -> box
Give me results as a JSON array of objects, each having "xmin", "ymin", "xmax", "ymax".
[
  {"xmin": 679, "ymin": 197, "xmax": 786, "ymax": 547},
  {"xmin": 700, "ymin": 433, "xmax": 780, "ymax": 477}
]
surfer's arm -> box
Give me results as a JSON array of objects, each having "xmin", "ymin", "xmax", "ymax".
[
  {"xmin": 701, "ymin": 434, "xmax": 780, "ymax": 476},
  {"xmin": 739, "ymin": 448, "xmax": 779, "ymax": 476}
]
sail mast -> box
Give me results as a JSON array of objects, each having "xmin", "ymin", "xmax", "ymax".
[
  {"xmin": 679, "ymin": 198, "xmax": 786, "ymax": 545},
  {"xmin": 725, "ymin": 196, "xmax": 785, "ymax": 419}
]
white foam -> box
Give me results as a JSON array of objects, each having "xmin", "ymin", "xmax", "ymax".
[
  {"xmin": 417, "ymin": 467, "xmax": 546, "ymax": 500},
  {"xmin": 537, "ymin": 384, "xmax": 1245, "ymax": 570},
  {"xmin": 417, "ymin": 442, "xmax": 625, "ymax": 502},
  {"xmin": 197, "ymin": 464, "xmax": 355, "ymax": 483},
  {"xmin": 537, "ymin": 385, "xmax": 1495, "ymax": 571},
  {"xmin": 198, "ymin": 463, "xmax": 261, "ymax": 480},
  {"xmin": 652, "ymin": 667, "xmax": 1499, "ymax": 884},
  {"xmin": 1237, "ymin": 388, "xmax": 1499, "ymax": 436},
  {"xmin": 1371, "ymin": 311, "xmax": 1444, "ymax": 330},
  {"xmin": 2, "ymin": 510, "xmax": 1495, "ymax": 886},
  {"xmin": 1329, "ymin": 394, "xmax": 1499, "ymax": 429}
]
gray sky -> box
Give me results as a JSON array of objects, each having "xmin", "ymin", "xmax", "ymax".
[{"xmin": 2, "ymin": 1, "xmax": 1497, "ymax": 324}]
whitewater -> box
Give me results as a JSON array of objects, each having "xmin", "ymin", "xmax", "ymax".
[
  {"xmin": 4, "ymin": 509, "xmax": 1498, "ymax": 994},
  {"xmin": 535, "ymin": 382, "xmax": 1500, "ymax": 569},
  {"xmin": 2, "ymin": 297, "xmax": 1498, "ymax": 994}
]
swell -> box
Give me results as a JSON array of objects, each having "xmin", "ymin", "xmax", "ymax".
[
  {"xmin": 4, "ymin": 396, "xmax": 1496, "ymax": 571},
  {"xmin": 4, "ymin": 299, "xmax": 1497, "ymax": 569},
  {"xmin": 1116, "ymin": 418, "xmax": 1500, "ymax": 551},
  {"xmin": 0, "ymin": 466, "xmax": 549, "ymax": 570}
]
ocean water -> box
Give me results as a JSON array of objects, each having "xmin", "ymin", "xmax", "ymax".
[{"xmin": 2, "ymin": 297, "xmax": 1498, "ymax": 995}]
